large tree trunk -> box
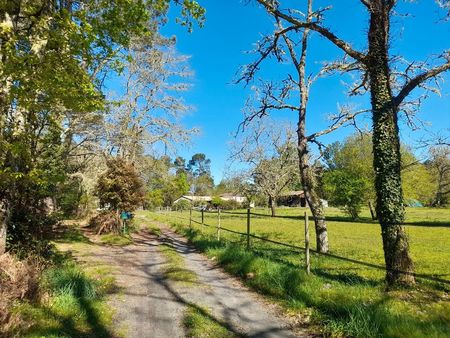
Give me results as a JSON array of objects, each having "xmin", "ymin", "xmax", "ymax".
[
  {"xmin": 368, "ymin": 1, "xmax": 414, "ymax": 286},
  {"xmin": 295, "ymin": 0, "xmax": 328, "ymax": 253},
  {"xmin": 298, "ymin": 136, "xmax": 328, "ymax": 253},
  {"xmin": 268, "ymin": 195, "xmax": 276, "ymax": 217}
]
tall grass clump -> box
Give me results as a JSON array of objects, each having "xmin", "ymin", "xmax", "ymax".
[{"xmin": 43, "ymin": 263, "xmax": 97, "ymax": 299}]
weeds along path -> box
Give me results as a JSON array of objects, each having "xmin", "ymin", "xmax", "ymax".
[{"xmin": 153, "ymin": 222, "xmax": 305, "ymax": 338}]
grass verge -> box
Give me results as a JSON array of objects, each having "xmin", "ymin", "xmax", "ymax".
[
  {"xmin": 100, "ymin": 233, "xmax": 133, "ymax": 246},
  {"xmin": 11, "ymin": 253, "xmax": 116, "ymax": 338},
  {"xmin": 184, "ymin": 305, "xmax": 242, "ymax": 338},
  {"xmin": 4, "ymin": 222, "xmax": 118, "ymax": 338},
  {"xmin": 154, "ymin": 216, "xmax": 450, "ymax": 338},
  {"xmin": 159, "ymin": 243, "xmax": 198, "ymax": 285}
]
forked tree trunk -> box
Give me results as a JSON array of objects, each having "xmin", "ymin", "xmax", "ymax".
[{"xmin": 368, "ymin": 1, "xmax": 414, "ymax": 286}]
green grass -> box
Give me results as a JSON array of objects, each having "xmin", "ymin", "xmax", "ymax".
[
  {"xmin": 100, "ymin": 233, "xmax": 133, "ymax": 246},
  {"xmin": 139, "ymin": 208, "xmax": 450, "ymax": 338},
  {"xmin": 13, "ymin": 256, "xmax": 116, "ymax": 338},
  {"xmin": 6, "ymin": 222, "xmax": 119, "ymax": 338},
  {"xmin": 159, "ymin": 243, "xmax": 198, "ymax": 285},
  {"xmin": 133, "ymin": 211, "xmax": 162, "ymax": 236},
  {"xmin": 53, "ymin": 225, "xmax": 91, "ymax": 244},
  {"xmin": 184, "ymin": 305, "xmax": 242, "ymax": 338},
  {"xmin": 148, "ymin": 207, "xmax": 450, "ymax": 284}
]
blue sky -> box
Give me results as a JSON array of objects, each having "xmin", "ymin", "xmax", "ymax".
[{"xmin": 134, "ymin": 1, "xmax": 449, "ymax": 183}]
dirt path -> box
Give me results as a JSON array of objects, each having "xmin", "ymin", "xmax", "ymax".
[
  {"xmin": 71, "ymin": 231, "xmax": 186, "ymax": 337},
  {"xmin": 71, "ymin": 225, "xmax": 306, "ymax": 338}
]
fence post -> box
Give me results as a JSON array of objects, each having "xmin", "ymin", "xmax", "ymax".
[
  {"xmin": 189, "ymin": 207, "xmax": 192, "ymax": 229},
  {"xmin": 246, "ymin": 208, "xmax": 251, "ymax": 250},
  {"xmin": 201, "ymin": 209, "xmax": 204, "ymax": 229},
  {"xmin": 217, "ymin": 208, "xmax": 221, "ymax": 241},
  {"xmin": 304, "ymin": 211, "xmax": 310, "ymax": 274}
]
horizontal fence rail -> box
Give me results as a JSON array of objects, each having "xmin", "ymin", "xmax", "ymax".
[{"xmin": 159, "ymin": 208, "xmax": 450, "ymax": 286}]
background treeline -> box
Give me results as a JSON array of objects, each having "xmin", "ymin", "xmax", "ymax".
[{"xmin": 322, "ymin": 133, "xmax": 450, "ymax": 219}]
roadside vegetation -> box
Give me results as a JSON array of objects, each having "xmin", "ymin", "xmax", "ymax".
[
  {"xmin": 159, "ymin": 243, "xmax": 198, "ymax": 285},
  {"xmin": 99, "ymin": 233, "xmax": 134, "ymax": 247},
  {"xmin": 184, "ymin": 305, "xmax": 242, "ymax": 338},
  {"xmin": 1, "ymin": 1, "xmax": 449, "ymax": 337},
  {"xmin": 1, "ymin": 227, "xmax": 117, "ymax": 337},
  {"xmin": 143, "ymin": 208, "xmax": 450, "ymax": 337}
]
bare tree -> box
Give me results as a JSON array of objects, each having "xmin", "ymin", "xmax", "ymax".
[
  {"xmin": 105, "ymin": 33, "xmax": 198, "ymax": 162},
  {"xmin": 230, "ymin": 119, "xmax": 298, "ymax": 217},
  {"xmin": 239, "ymin": 0, "xmax": 369, "ymax": 252},
  {"xmin": 253, "ymin": 0, "xmax": 450, "ymax": 286}
]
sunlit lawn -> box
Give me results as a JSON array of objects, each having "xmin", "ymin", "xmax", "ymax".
[{"xmin": 150, "ymin": 207, "xmax": 450, "ymax": 284}]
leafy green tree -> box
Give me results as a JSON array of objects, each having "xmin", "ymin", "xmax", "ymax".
[
  {"xmin": 323, "ymin": 170, "xmax": 367, "ymax": 219},
  {"xmin": 146, "ymin": 189, "xmax": 164, "ymax": 209},
  {"xmin": 174, "ymin": 172, "xmax": 190, "ymax": 196},
  {"xmin": 186, "ymin": 153, "xmax": 214, "ymax": 195},
  {"xmin": 324, "ymin": 133, "xmax": 436, "ymax": 215},
  {"xmin": 401, "ymin": 149, "xmax": 435, "ymax": 206},
  {"xmin": 324, "ymin": 133, "xmax": 376, "ymax": 214},
  {"xmin": 174, "ymin": 156, "xmax": 187, "ymax": 174},
  {"xmin": 187, "ymin": 153, "xmax": 212, "ymax": 177},
  {"xmin": 427, "ymin": 146, "xmax": 450, "ymax": 206},
  {"xmin": 95, "ymin": 158, "xmax": 145, "ymax": 212},
  {"xmin": 0, "ymin": 0, "xmax": 205, "ymax": 253},
  {"xmin": 145, "ymin": 157, "xmax": 190, "ymax": 207}
]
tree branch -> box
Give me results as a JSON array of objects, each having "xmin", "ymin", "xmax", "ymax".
[
  {"xmin": 394, "ymin": 54, "xmax": 450, "ymax": 108},
  {"xmin": 256, "ymin": 0, "xmax": 367, "ymax": 62}
]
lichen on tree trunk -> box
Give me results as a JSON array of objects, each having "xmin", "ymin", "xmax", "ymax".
[
  {"xmin": 0, "ymin": 223, "xmax": 6, "ymax": 254},
  {"xmin": 295, "ymin": 0, "xmax": 328, "ymax": 254},
  {"xmin": 368, "ymin": 1, "xmax": 414, "ymax": 286},
  {"xmin": 0, "ymin": 201, "xmax": 8, "ymax": 254}
]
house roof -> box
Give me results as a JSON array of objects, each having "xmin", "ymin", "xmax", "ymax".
[
  {"xmin": 174, "ymin": 195, "xmax": 212, "ymax": 202},
  {"xmin": 219, "ymin": 193, "xmax": 245, "ymax": 198},
  {"xmin": 280, "ymin": 190, "xmax": 305, "ymax": 197}
]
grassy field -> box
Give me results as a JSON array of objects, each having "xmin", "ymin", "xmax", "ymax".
[
  {"xmin": 142, "ymin": 207, "xmax": 450, "ymax": 337},
  {"xmin": 152, "ymin": 207, "xmax": 450, "ymax": 284}
]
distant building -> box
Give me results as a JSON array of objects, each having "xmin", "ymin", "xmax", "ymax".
[
  {"xmin": 278, "ymin": 191, "xmax": 307, "ymax": 207},
  {"xmin": 219, "ymin": 193, "xmax": 246, "ymax": 204},
  {"xmin": 277, "ymin": 191, "xmax": 328, "ymax": 208},
  {"xmin": 173, "ymin": 195, "xmax": 212, "ymax": 204}
]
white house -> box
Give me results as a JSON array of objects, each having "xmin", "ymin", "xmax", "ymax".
[
  {"xmin": 219, "ymin": 193, "xmax": 246, "ymax": 204},
  {"xmin": 173, "ymin": 195, "xmax": 212, "ymax": 204}
]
